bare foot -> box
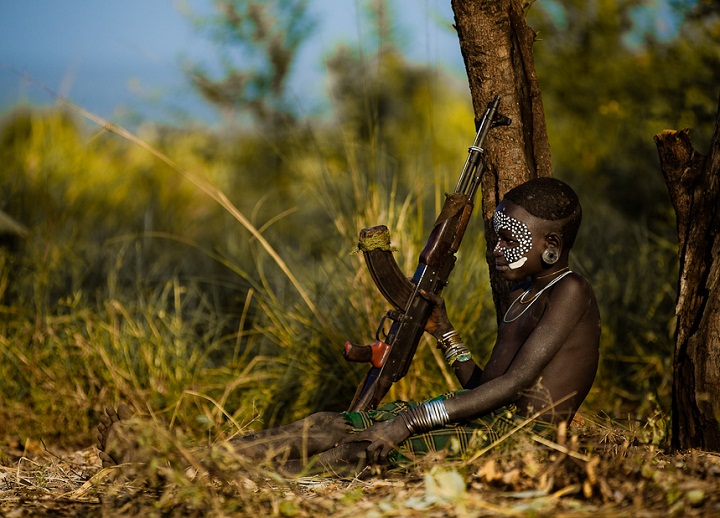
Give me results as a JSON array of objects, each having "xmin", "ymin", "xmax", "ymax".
[{"xmin": 96, "ymin": 404, "xmax": 140, "ymax": 467}]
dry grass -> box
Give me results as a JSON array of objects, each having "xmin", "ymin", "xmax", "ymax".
[{"xmin": 2, "ymin": 416, "xmax": 719, "ymax": 517}]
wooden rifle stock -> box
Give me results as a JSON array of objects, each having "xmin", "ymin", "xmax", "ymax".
[{"xmin": 343, "ymin": 96, "xmax": 510, "ymax": 412}]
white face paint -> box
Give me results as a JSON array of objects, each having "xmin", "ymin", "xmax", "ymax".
[{"xmin": 493, "ymin": 210, "xmax": 533, "ymax": 270}]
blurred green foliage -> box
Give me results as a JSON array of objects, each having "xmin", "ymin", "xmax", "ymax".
[
  {"xmin": 0, "ymin": 0, "xmax": 718, "ymax": 446},
  {"xmin": 528, "ymin": 0, "xmax": 719, "ymax": 419},
  {"xmin": 186, "ymin": 0, "xmax": 316, "ymax": 126}
]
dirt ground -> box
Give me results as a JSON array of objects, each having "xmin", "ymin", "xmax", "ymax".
[{"xmin": 1, "ymin": 424, "xmax": 719, "ymax": 517}]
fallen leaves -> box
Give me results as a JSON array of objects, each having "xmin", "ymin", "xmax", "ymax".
[{"xmin": 1, "ymin": 418, "xmax": 720, "ymax": 516}]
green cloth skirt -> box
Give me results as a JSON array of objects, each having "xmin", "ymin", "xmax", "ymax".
[{"xmin": 341, "ymin": 391, "xmax": 549, "ymax": 464}]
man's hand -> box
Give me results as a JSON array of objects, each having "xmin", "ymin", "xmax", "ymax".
[
  {"xmin": 339, "ymin": 418, "xmax": 412, "ymax": 465},
  {"xmin": 419, "ymin": 289, "xmax": 454, "ymax": 338}
]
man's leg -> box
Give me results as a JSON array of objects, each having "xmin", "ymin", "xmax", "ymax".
[
  {"xmin": 228, "ymin": 411, "xmax": 352, "ymax": 462},
  {"xmin": 96, "ymin": 406, "xmax": 363, "ymax": 474},
  {"xmin": 277, "ymin": 442, "xmax": 371, "ymax": 477}
]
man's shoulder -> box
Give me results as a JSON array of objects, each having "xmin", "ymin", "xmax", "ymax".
[
  {"xmin": 559, "ymin": 271, "xmax": 595, "ymax": 295},
  {"xmin": 549, "ymin": 271, "xmax": 599, "ymax": 314}
]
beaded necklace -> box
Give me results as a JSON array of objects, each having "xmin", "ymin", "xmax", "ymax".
[{"xmin": 503, "ymin": 270, "xmax": 573, "ymax": 323}]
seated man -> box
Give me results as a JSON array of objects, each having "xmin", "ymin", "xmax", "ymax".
[{"xmin": 97, "ymin": 177, "xmax": 600, "ymax": 475}]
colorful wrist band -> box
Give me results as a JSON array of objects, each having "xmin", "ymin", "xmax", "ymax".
[
  {"xmin": 444, "ymin": 342, "xmax": 471, "ymax": 364},
  {"xmin": 449, "ymin": 352, "xmax": 473, "ymax": 366}
]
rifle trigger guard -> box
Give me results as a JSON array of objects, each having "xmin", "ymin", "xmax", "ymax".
[
  {"xmin": 375, "ymin": 310, "xmax": 403, "ymax": 341},
  {"xmin": 375, "ymin": 313, "xmax": 390, "ymax": 341}
]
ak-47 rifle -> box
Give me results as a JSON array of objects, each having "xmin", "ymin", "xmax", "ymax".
[{"xmin": 343, "ymin": 95, "xmax": 511, "ymax": 412}]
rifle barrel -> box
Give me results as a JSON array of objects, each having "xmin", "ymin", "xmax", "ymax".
[{"xmin": 454, "ymin": 95, "xmax": 505, "ymax": 199}]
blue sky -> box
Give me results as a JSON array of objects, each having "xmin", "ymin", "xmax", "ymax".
[{"xmin": 0, "ymin": 0, "xmax": 465, "ymax": 127}]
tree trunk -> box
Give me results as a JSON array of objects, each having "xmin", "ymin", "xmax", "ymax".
[
  {"xmin": 451, "ymin": 0, "xmax": 552, "ymax": 318},
  {"xmin": 655, "ymin": 94, "xmax": 720, "ymax": 452}
]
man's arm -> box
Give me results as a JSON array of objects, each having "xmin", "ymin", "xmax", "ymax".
[
  {"xmin": 443, "ymin": 275, "xmax": 593, "ymax": 422},
  {"xmin": 452, "ymin": 360, "xmax": 484, "ymax": 389},
  {"xmin": 421, "ymin": 289, "xmax": 484, "ymax": 389}
]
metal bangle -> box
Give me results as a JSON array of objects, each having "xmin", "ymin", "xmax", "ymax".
[
  {"xmin": 437, "ymin": 329, "xmax": 462, "ymax": 352},
  {"xmin": 400, "ymin": 399, "xmax": 450, "ymax": 435}
]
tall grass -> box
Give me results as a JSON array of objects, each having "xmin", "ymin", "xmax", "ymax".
[{"xmin": 0, "ymin": 97, "xmax": 488, "ymax": 444}]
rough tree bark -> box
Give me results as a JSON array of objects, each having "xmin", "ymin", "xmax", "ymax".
[
  {"xmin": 655, "ymin": 94, "xmax": 720, "ymax": 452},
  {"xmin": 451, "ymin": 0, "xmax": 552, "ymax": 318}
]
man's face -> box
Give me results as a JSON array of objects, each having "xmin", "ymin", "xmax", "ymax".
[
  {"xmin": 492, "ymin": 200, "xmax": 548, "ymax": 278},
  {"xmin": 493, "ymin": 207, "xmax": 533, "ymax": 270}
]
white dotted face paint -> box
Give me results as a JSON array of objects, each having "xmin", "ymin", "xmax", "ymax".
[{"xmin": 493, "ymin": 210, "xmax": 533, "ymax": 269}]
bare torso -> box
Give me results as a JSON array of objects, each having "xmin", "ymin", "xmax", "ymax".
[{"xmin": 444, "ymin": 272, "xmax": 601, "ymax": 424}]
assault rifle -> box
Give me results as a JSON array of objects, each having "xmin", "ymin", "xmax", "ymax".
[{"xmin": 343, "ymin": 95, "xmax": 511, "ymax": 412}]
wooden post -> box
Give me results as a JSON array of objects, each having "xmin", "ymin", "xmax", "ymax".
[{"xmin": 654, "ymin": 94, "xmax": 720, "ymax": 451}]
